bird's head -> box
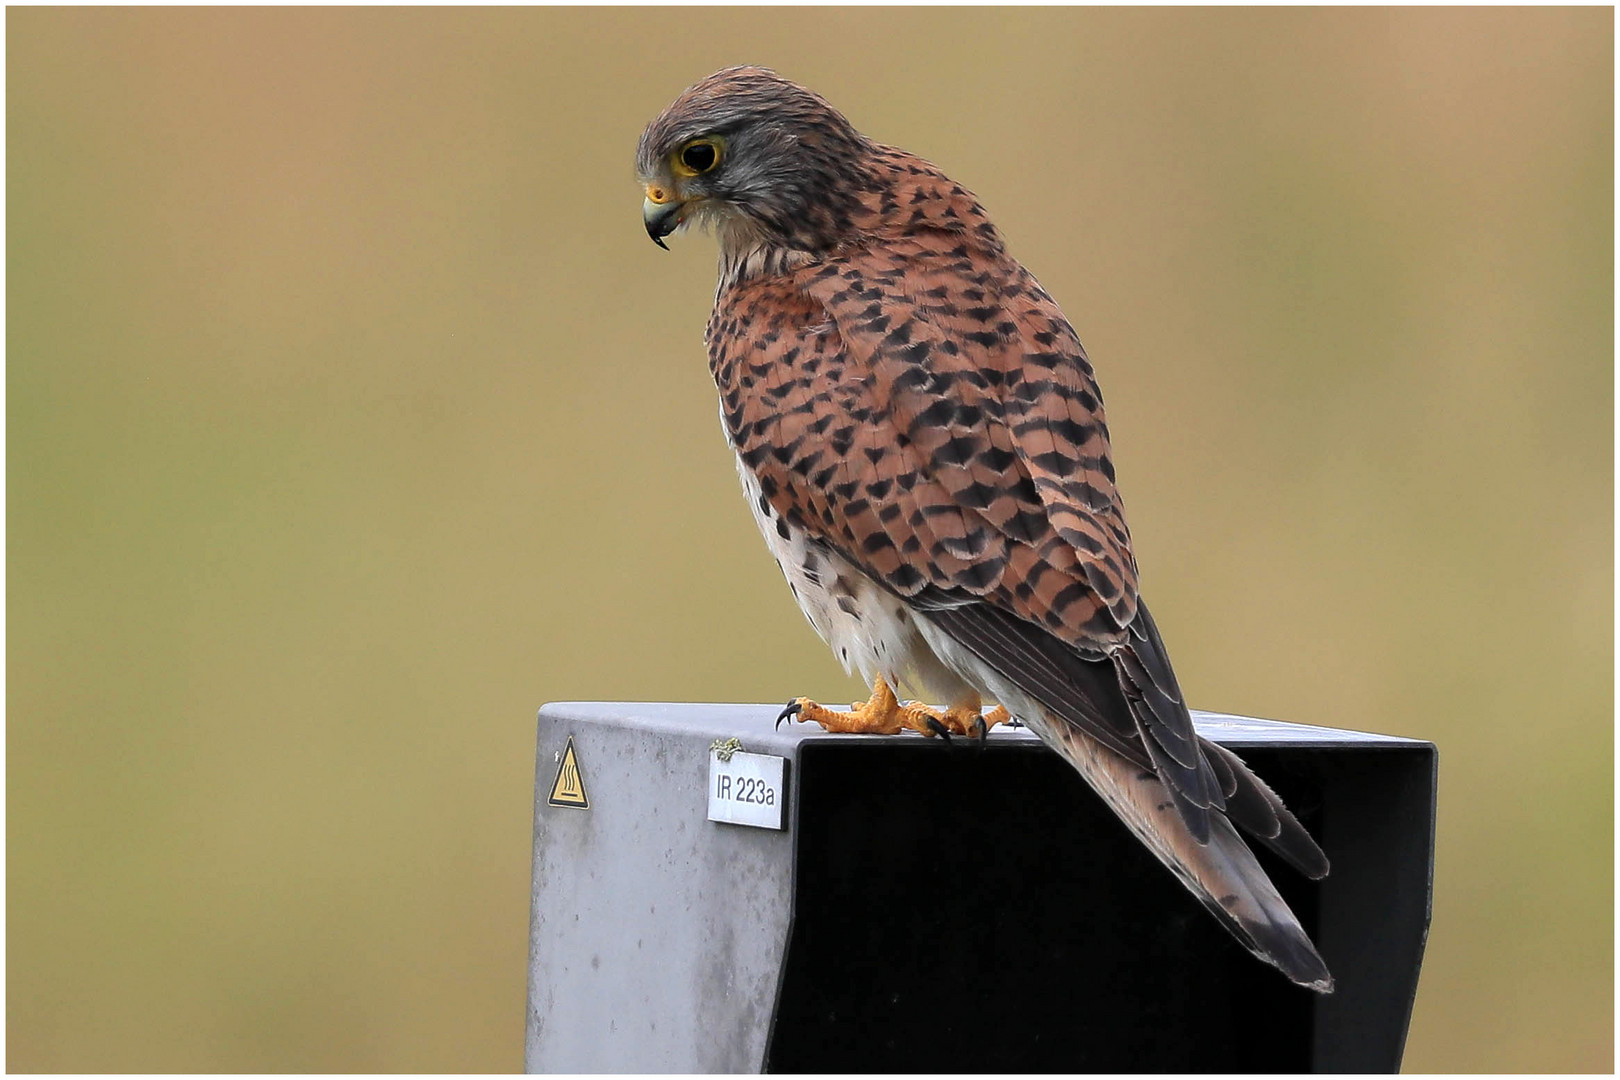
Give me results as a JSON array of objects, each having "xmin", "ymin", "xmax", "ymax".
[{"xmin": 636, "ymin": 66, "xmax": 876, "ymax": 254}]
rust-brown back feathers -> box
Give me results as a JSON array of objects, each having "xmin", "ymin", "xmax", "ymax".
[{"xmin": 712, "ymin": 149, "xmax": 1138, "ymax": 647}]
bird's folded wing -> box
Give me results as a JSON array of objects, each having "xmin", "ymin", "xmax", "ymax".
[{"xmin": 798, "ymin": 233, "xmax": 1140, "ymax": 644}]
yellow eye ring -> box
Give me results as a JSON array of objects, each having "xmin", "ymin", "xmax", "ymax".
[{"xmin": 672, "ymin": 137, "xmax": 723, "ymax": 178}]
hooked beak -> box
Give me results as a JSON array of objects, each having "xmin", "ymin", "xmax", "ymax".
[{"xmin": 642, "ymin": 183, "xmax": 685, "ymax": 250}]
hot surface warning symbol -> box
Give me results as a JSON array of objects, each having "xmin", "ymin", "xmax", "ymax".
[{"xmin": 548, "ymin": 737, "xmax": 589, "ymax": 809}]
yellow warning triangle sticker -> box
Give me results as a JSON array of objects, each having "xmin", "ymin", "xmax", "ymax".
[{"xmin": 548, "ymin": 737, "xmax": 589, "ymax": 809}]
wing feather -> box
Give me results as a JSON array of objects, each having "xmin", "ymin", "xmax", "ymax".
[{"xmin": 925, "ymin": 598, "xmax": 1328, "ymax": 878}]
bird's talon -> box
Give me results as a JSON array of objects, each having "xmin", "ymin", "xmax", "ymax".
[
  {"xmin": 776, "ymin": 699, "xmax": 803, "ymax": 728},
  {"xmin": 925, "ymin": 717, "xmax": 952, "ymax": 741}
]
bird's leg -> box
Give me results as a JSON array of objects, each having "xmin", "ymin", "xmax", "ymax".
[{"xmin": 778, "ymin": 678, "xmax": 1014, "ymax": 741}]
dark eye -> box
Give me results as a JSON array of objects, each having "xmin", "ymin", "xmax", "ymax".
[{"xmin": 679, "ymin": 141, "xmax": 719, "ymax": 174}]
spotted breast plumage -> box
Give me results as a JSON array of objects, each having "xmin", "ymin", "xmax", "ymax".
[{"xmin": 637, "ymin": 66, "xmax": 1333, "ymax": 991}]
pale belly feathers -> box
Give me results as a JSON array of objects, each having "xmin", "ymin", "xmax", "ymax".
[{"xmin": 730, "ymin": 448, "xmax": 977, "ymax": 706}]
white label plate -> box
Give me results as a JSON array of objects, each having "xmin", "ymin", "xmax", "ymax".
[{"xmin": 707, "ymin": 749, "xmax": 787, "ymax": 829}]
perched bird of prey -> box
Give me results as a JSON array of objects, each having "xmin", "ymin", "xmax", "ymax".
[{"xmin": 638, "ymin": 66, "xmax": 1333, "ymax": 992}]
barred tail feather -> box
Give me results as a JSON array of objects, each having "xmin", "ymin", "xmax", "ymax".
[
  {"xmin": 1034, "ymin": 711, "xmax": 1334, "ymax": 993},
  {"xmin": 910, "ymin": 606, "xmax": 1334, "ymax": 992}
]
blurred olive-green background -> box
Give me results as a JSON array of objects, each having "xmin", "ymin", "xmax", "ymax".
[{"xmin": 9, "ymin": 7, "xmax": 1611, "ymax": 1072}]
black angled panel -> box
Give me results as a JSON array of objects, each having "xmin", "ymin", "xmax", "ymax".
[{"xmin": 765, "ymin": 736, "xmax": 1433, "ymax": 1073}]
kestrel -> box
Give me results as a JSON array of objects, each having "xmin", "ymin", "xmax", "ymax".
[{"xmin": 638, "ymin": 67, "xmax": 1333, "ymax": 992}]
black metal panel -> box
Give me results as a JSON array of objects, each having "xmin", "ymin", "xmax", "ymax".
[
  {"xmin": 765, "ymin": 735, "xmax": 1434, "ymax": 1073},
  {"xmin": 1310, "ymin": 746, "xmax": 1438, "ymax": 1070}
]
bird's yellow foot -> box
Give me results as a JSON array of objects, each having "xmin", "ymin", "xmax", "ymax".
[
  {"xmin": 777, "ymin": 674, "xmax": 909, "ymax": 734},
  {"xmin": 941, "ymin": 703, "xmax": 1013, "ymax": 740},
  {"xmin": 917, "ymin": 701, "xmax": 1014, "ymax": 741},
  {"xmin": 777, "ymin": 676, "xmax": 1013, "ymax": 742}
]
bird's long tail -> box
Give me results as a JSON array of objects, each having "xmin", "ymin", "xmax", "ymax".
[{"xmin": 1033, "ymin": 711, "xmax": 1334, "ymax": 993}]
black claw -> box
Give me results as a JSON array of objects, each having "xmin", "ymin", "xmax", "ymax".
[
  {"xmin": 925, "ymin": 717, "xmax": 952, "ymax": 742},
  {"xmin": 973, "ymin": 715, "xmax": 988, "ymax": 748},
  {"xmin": 776, "ymin": 699, "xmax": 802, "ymax": 729}
]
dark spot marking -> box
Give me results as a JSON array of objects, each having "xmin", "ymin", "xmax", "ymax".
[
  {"xmin": 890, "ymin": 563, "xmax": 924, "ymax": 589},
  {"xmin": 934, "ymin": 435, "xmax": 981, "ymax": 468},
  {"xmin": 977, "ymin": 445, "xmax": 1018, "ymax": 471}
]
